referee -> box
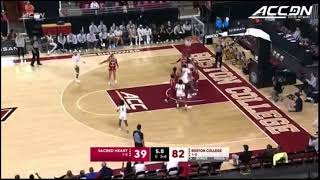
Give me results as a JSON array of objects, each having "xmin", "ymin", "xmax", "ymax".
[
  {"xmin": 30, "ymin": 36, "xmax": 42, "ymax": 67},
  {"xmin": 133, "ymin": 124, "xmax": 144, "ymax": 147},
  {"xmin": 215, "ymin": 44, "xmax": 223, "ymax": 68}
]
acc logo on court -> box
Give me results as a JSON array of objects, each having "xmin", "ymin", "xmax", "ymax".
[{"xmin": 120, "ymin": 92, "xmax": 148, "ymax": 111}]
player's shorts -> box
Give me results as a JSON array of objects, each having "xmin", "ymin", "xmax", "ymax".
[
  {"xmin": 184, "ymin": 82, "xmax": 191, "ymax": 91},
  {"xmin": 119, "ymin": 114, "xmax": 127, "ymax": 121},
  {"xmin": 176, "ymin": 91, "xmax": 185, "ymax": 98},
  {"xmin": 74, "ymin": 66, "xmax": 80, "ymax": 74},
  {"xmin": 109, "ymin": 68, "xmax": 116, "ymax": 72}
]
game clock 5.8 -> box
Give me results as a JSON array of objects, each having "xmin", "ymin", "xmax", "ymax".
[{"xmin": 150, "ymin": 147, "xmax": 169, "ymax": 161}]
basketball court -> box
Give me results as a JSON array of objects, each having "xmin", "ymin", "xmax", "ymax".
[{"xmin": 1, "ymin": 41, "xmax": 317, "ymax": 178}]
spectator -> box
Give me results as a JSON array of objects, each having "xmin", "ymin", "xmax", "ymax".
[
  {"xmin": 151, "ymin": 24, "xmax": 159, "ymax": 44},
  {"xmin": 110, "ymin": 23, "xmax": 116, "ymax": 32},
  {"xmin": 231, "ymin": 144, "xmax": 252, "ymax": 166},
  {"xmin": 77, "ymin": 170, "xmax": 86, "ymax": 179},
  {"xmin": 304, "ymin": 73, "xmax": 318, "ymax": 102},
  {"xmin": 29, "ymin": 173, "xmax": 41, "ymax": 179},
  {"xmin": 114, "ymin": 26, "xmax": 123, "ymax": 47},
  {"xmin": 288, "ymin": 92, "xmax": 303, "ymax": 112},
  {"xmin": 7, "ymin": 29, "xmax": 17, "ymax": 40},
  {"xmin": 99, "ymin": 30, "xmax": 108, "ymax": 49},
  {"xmin": 77, "ymin": 30, "xmax": 87, "ymax": 52},
  {"xmin": 166, "ymin": 21, "xmax": 174, "ymax": 42},
  {"xmin": 57, "ymin": 33, "xmax": 66, "ymax": 52},
  {"xmin": 292, "ymin": 27, "xmax": 301, "ymax": 40},
  {"xmin": 120, "ymin": 162, "xmax": 133, "ymax": 176},
  {"xmin": 107, "ymin": 29, "xmax": 115, "ymax": 48},
  {"xmin": 183, "ymin": 21, "xmax": 192, "ymax": 37},
  {"xmin": 87, "ymin": 31, "xmax": 97, "ymax": 50},
  {"xmin": 145, "ymin": 25, "xmax": 152, "ymax": 45},
  {"xmin": 64, "ymin": 170, "xmax": 75, "ymax": 179},
  {"xmin": 126, "ymin": 20, "xmax": 136, "ymax": 31},
  {"xmin": 134, "ymin": 162, "xmax": 146, "ymax": 174},
  {"xmin": 90, "ymin": 1, "xmax": 100, "ymax": 9},
  {"xmin": 24, "ymin": 1, "xmax": 35, "ymax": 16},
  {"xmin": 173, "ymin": 23, "xmax": 185, "ymax": 40},
  {"xmin": 242, "ymin": 58, "xmax": 252, "ymax": 75},
  {"xmin": 96, "ymin": 162, "xmax": 113, "ymax": 179},
  {"xmin": 89, "ymin": 22, "xmax": 99, "ymax": 35},
  {"xmin": 47, "ymin": 34, "xmax": 57, "ymax": 55},
  {"xmin": 307, "ymin": 136, "xmax": 318, "ymax": 153},
  {"xmin": 30, "ymin": 36, "xmax": 42, "ymax": 67},
  {"xmin": 1, "ymin": 10, "xmax": 9, "ymax": 37},
  {"xmin": 159, "ymin": 24, "xmax": 167, "ymax": 43},
  {"xmin": 14, "ymin": 175, "xmax": 20, "ymax": 179},
  {"xmin": 304, "ymin": 73, "xmax": 318, "ymax": 92},
  {"xmin": 133, "ymin": 124, "xmax": 144, "ymax": 147},
  {"xmin": 15, "ymin": 33, "xmax": 26, "ymax": 62},
  {"xmin": 119, "ymin": 21, "xmax": 126, "ymax": 32},
  {"xmin": 258, "ymin": 144, "xmax": 275, "ymax": 164},
  {"xmin": 66, "ymin": 32, "xmax": 77, "ymax": 52},
  {"xmin": 98, "ymin": 21, "xmax": 107, "ymax": 33},
  {"xmin": 128, "ymin": 25, "xmax": 137, "ymax": 46},
  {"xmin": 137, "ymin": 25, "xmax": 145, "ymax": 46},
  {"xmin": 85, "ymin": 167, "xmax": 98, "ymax": 179},
  {"xmin": 271, "ymin": 77, "xmax": 284, "ymax": 102},
  {"xmin": 215, "ymin": 44, "xmax": 223, "ymax": 68}
]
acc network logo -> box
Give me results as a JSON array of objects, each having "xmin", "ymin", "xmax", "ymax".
[{"xmin": 249, "ymin": 6, "xmax": 313, "ymax": 19}]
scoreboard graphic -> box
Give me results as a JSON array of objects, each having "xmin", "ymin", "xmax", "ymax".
[{"xmin": 91, "ymin": 147, "xmax": 229, "ymax": 162}]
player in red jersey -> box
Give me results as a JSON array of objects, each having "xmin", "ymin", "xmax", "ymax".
[
  {"xmin": 171, "ymin": 66, "xmax": 179, "ymax": 81},
  {"xmin": 100, "ymin": 53, "xmax": 119, "ymax": 85},
  {"xmin": 172, "ymin": 53, "xmax": 189, "ymax": 69},
  {"xmin": 165, "ymin": 74, "xmax": 177, "ymax": 103},
  {"xmin": 190, "ymin": 66, "xmax": 199, "ymax": 95}
]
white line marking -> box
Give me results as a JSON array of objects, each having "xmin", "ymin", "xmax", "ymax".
[{"xmin": 76, "ymin": 90, "xmax": 117, "ymax": 116}]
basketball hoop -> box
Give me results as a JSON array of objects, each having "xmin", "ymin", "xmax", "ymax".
[{"xmin": 185, "ymin": 36, "xmax": 199, "ymax": 46}]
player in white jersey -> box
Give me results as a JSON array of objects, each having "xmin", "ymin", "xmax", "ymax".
[
  {"xmin": 180, "ymin": 64, "xmax": 193, "ymax": 99},
  {"xmin": 117, "ymin": 100, "xmax": 129, "ymax": 133},
  {"xmin": 72, "ymin": 51, "xmax": 86, "ymax": 83},
  {"xmin": 175, "ymin": 79, "xmax": 188, "ymax": 109}
]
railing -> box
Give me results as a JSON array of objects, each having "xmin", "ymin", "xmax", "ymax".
[{"xmin": 59, "ymin": 1, "xmax": 178, "ymax": 17}]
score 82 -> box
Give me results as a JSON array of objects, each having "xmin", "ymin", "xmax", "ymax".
[
  {"xmin": 169, "ymin": 147, "xmax": 189, "ymax": 162},
  {"xmin": 132, "ymin": 148, "xmax": 150, "ymax": 162},
  {"xmin": 172, "ymin": 150, "xmax": 184, "ymax": 158}
]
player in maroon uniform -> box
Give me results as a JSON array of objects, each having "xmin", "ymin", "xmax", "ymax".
[
  {"xmin": 171, "ymin": 66, "xmax": 179, "ymax": 81},
  {"xmin": 190, "ymin": 66, "xmax": 200, "ymax": 94},
  {"xmin": 165, "ymin": 74, "xmax": 177, "ymax": 103},
  {"xmin": 100, "ymin": 53, "xmax": 119, "ymax": 85},
  {"xmin": 172, "ymin": 53, "xmax": 189, "ymax": 69}
]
